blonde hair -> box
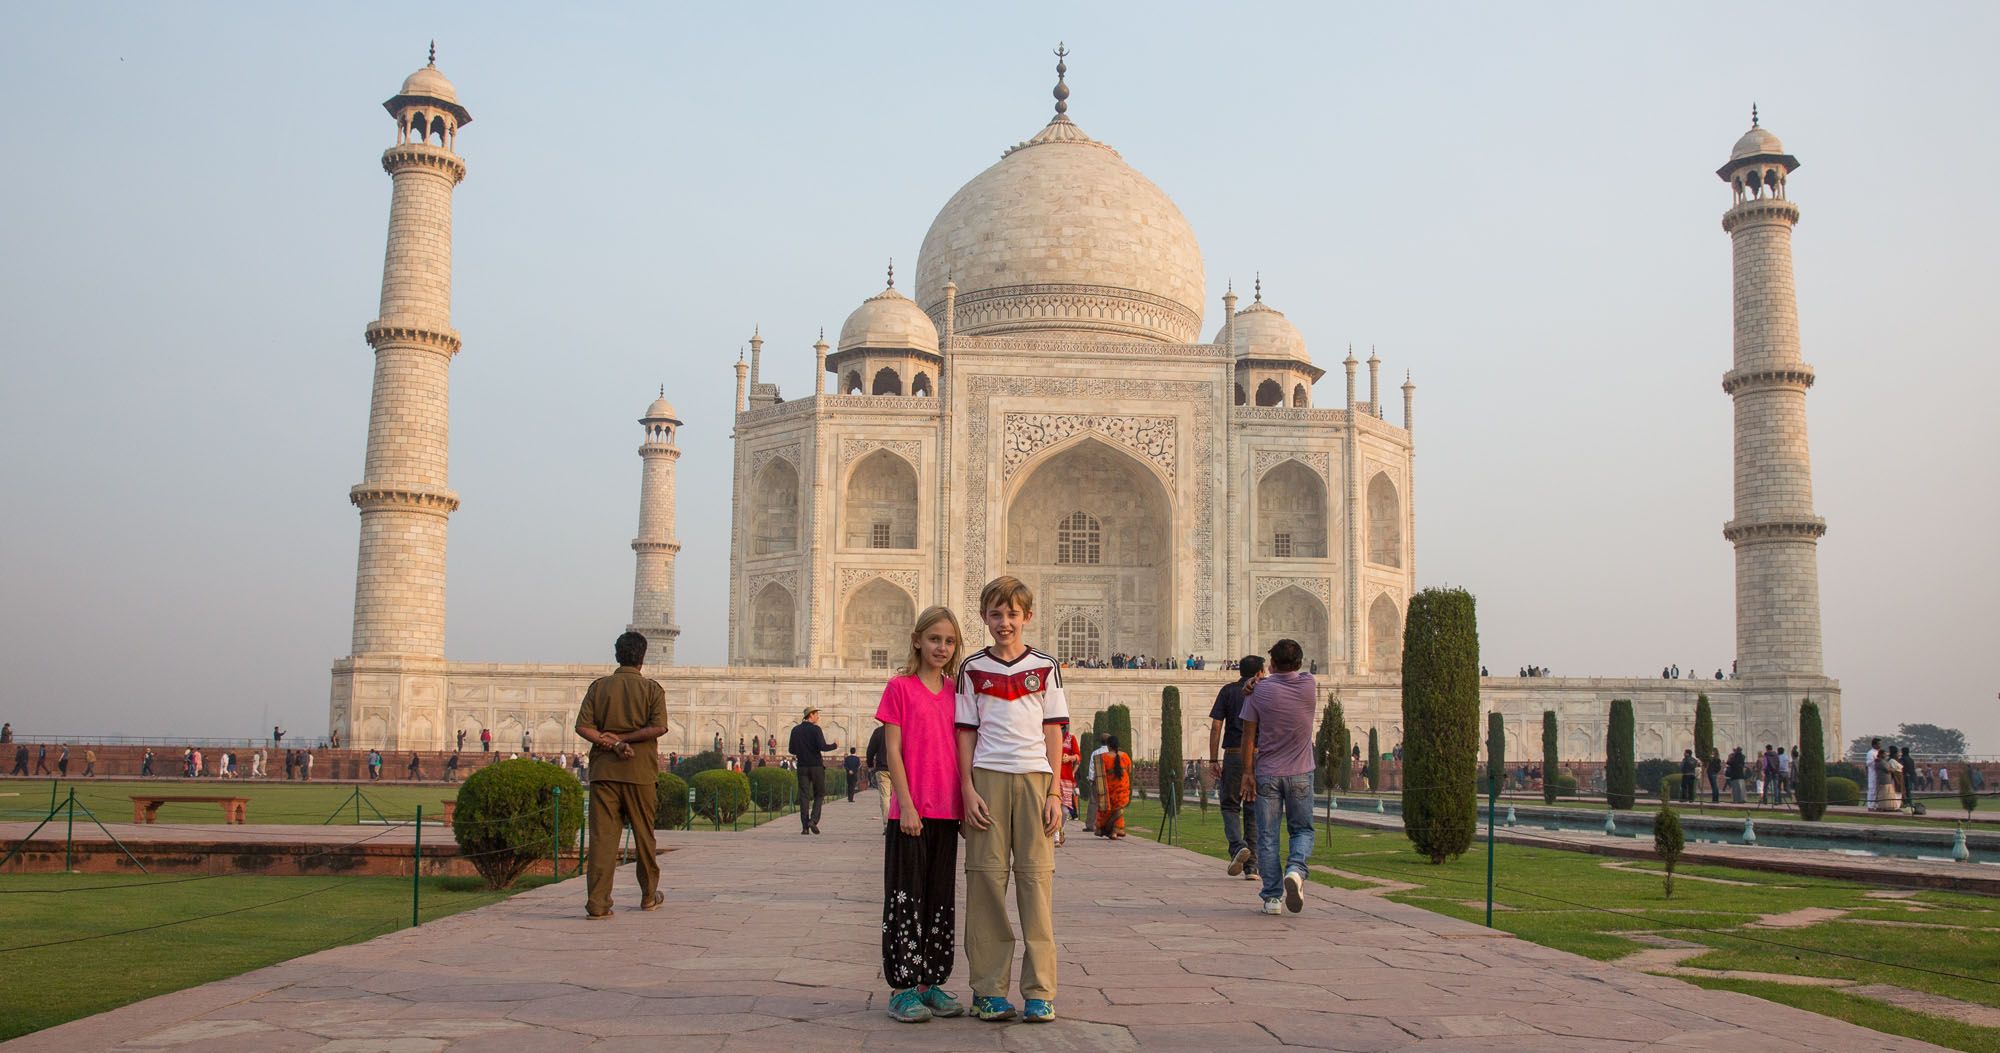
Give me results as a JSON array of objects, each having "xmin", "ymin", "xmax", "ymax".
[
  {"xmin": 900, "ymin": 605, "xmax": 965, "ymax": 678},
  {"xmin": 979, "ymin": 574, "xmax": 1035, "ymax": 616}
]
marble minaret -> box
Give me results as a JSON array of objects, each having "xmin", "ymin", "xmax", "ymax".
[
  {"xmin": 349, "ymin": 45, "xmax": 470, "ymax": 659},
  {"xmin": 1718, "ymin": 108, "xmax": 1824, "ymax": 678},
  {"xmin": 628, "ymin": 389, "xmax": 683, "ymax": 663}
]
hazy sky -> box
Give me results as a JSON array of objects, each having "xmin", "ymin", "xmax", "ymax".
[{"xmin": 2, "ymin": 3, "xmax": 1994, "ymax": 750}]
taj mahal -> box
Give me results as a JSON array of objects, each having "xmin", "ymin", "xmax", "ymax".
[{"xmin": 329, "ymin": 48, "xmax": 1840, "ymax": 763}]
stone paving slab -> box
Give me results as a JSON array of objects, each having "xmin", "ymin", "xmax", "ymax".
[{"xmin": 3, "ymin": 795, "xmax": 1947, "ymax": 1051}]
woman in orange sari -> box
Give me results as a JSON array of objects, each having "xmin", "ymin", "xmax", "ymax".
[{"xmin": 1094, "ymin": 735, "xmax": 1132, "ymax": 839}]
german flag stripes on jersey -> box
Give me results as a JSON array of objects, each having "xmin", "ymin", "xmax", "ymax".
[{"xmin": 954, "ymin": 646, "xmax": 1071, "ymax": 774}]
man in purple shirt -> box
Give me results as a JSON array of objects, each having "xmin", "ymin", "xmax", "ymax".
[{"xmin": 1238, "ymin": 638, "xmax": 1318, "ymax": 915}]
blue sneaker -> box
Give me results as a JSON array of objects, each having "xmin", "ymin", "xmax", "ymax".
[
  {"xmin": 1023, "ymin": 998, "xmax": 1055, "ymax": 1023},
  {"xmin": 972, "ymin": 995, "xmax": 1018, "ymax": 1021},
  {"xmin": 920, "ymin": 987, "xmax": 965, "ymax": 1018},
  {"xmin": 887, "ymin": 988, "xmax": 931, "ymax": 1023}
]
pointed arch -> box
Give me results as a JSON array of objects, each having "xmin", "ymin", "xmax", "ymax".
[
  {"xmin": 843, "ymin": 449, "xmax": 918, "ymax": 549},
  {"xmin": 840, "ymin": 577, "xmax": 916, "ymax": 668},
  {"xmin": 1258, "ymin": 586, "xmax": 1329, "ymax": 674},
  {"xmin": 1255, "ymin": 379, "xmax": 1284, "ymax": 406},
  {"xmin": 843, "ymin": 370, "xmax": 864, "ymax": 395},
  {"xmin": 1293, "ymin": 383, "xmax": 1310, "ymax": 408},
  {"xmin": 1055, "ymin": 613, "xmax": 1103, "ymax": 665},
  {"xmin": 911, "ymin": 372, "xmax": 933, "ymax": 397},
  {"xmin": 871, "ymin": 367, "xmax": 903, "ymax": 395},
  {"xmin": 1367, "ymin": 472, "xmax": 1402, "ymax": 568},
  {"xmin": 1256, "ymin": 459, "xmax": 1328, "ymax": 558},
  {"xmin": 1368, "ymin": 593, "xmax": 1402, "ymax": 674},
  {"xmin": 750, "ymin": 458, "xmax": 799, "ymax": 555},
  {"xmin": 748, "ymin": 582, "xmax": 796, "ymax": 666}
]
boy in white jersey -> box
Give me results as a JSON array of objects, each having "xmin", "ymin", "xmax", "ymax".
[{"xmin": 956, "ymin": 575, "xmax": 1068, "ymax": 1023}]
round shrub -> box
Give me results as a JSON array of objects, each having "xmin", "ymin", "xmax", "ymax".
[
  {"xmin": 675, "ymin": 750, "xmax": 724, "ymax": 779},
  {"xmin": 1824, "ymin": 776, "xmax": 1861, "ymax": 807},
  {"xmin": 654, "ymin": 771, "xmax": 688, "ymax": 829},
  {"xmin": 1549, "ymin": 772, "xmax": 1577, "ymax": 799},
  {"xmin": 1659, "ymin": 773, "xmax": 1684, "ymax": 801},
  {"xmin": 747, "ymin": 766, "xmax": 796, "ymax": 810},
  {"xmin": 452, "ymin": 758, "xmax": 583, "ymax": 889},
  {"xmin": 1635, "ymin": 758, "xmax": 1677, "ymax": 799},
  {"xmin": 690, "ymin": 769, "xmax": 750, "ymax": 826},
  {"xmin": 825, "ymin": 769, "xmax": 848, "ymax": 799}
]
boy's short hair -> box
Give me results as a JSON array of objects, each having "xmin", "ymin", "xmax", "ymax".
[
  {"xmin": 1268, "ymin": 638, "xmax": 1304, "ymax": 673},
  {"xmin": 980, "ymin": 575, "xmax": 1035, "ymax": 615}
]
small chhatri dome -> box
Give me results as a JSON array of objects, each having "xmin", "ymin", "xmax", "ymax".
[
  {"xmin": 1730, "ymin": 125, "xmax": 1784, "ymax": 161},
  {"xmin": 385, "ymin": 41, "xmax": 472, "ymax": 125},
  {"xmin": 1213, "ymin": 276, "xmax": 1308, "ymax": 362},
  {"xmin": 1717, "ymin": 104, "xmax": 1799, "ymax": 180},
  {"xmin": 838, "ymin": 269, "xmax": 941, "ymax": 355},
  {"xmin": 643, "ymin": 386, "xmax": 680, "ymax": 423}
]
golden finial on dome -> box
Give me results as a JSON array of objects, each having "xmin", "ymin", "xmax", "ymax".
[
  {"xmin": 427, "ymin": 40, "xmax": 436, "ymax": 67},
  {"xmin": 1053, "ymin": 42, "xmax": 1070, "ymax": 117}
]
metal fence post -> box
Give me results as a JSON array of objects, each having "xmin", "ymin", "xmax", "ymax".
[
  {"xmin": 64, "ymin": 789, "xmax": 76, "ymax": 872},
  {"xmin": 1485, "ymin": 782, "xmax": 1497, "ymax": 927},
  {"xmin": 412, "ymin": 804, "xmax": 423, "ymax": 927}
]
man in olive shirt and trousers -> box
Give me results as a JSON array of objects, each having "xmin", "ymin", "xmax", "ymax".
[{"xmin": 574, "ymin": 632, "xmax": 670, "ymax": 919}]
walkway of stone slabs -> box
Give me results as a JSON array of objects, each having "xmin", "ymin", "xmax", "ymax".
[{"xmin": 4, "ymin": 793, "xmax": 1944, "ymax": 1051}]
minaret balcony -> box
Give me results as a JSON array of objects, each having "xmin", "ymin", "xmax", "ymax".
[
  {"xmin": 1721, "ymin": 198, "xmax": 1800, "ymax": 232},
  {"xmin": 1722, "ymin": 517, "xmax": 1827, "ymax": 543},
  {"xmin": 365, "ymin": 322, "xmax": 462, "ymax": 355},
  {"xmin": 1721, "ymin": 365, "xmax": 1815, "ymax": 395},
  {"xmin": 380, "ymin": 144, "xmax": 466, "ymax": 184},
  {"xmin": 350, "ymin": 483, "xmax": 460, "ymax": 515}
]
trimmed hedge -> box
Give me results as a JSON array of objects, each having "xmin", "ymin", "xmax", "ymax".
[
  {"xmin": 654, "ymin": 771, "xmax": 688, "ymax": 829},
  {"xmin": 1636, "ymin": 758, "xmax": 1677, "ymax": 800},
  {"xmin": 451, "ymin": 758, "xmax": 584, "ymax": 889},
  {"xmin": 1549, "ymin": 772, "xmax": 1577, "ymax": 798},
  {"xmin": 1400, "ymin": 587, "xmax": 1480, "ymax": 864},
  {"xmin": 1106, "ymin": 704, "xmax": 1133, "ymax": 760},
  {"xmin": 1797, "ymin": 699, "xmax": 1828, "ymax": 821},
  {"xmin": 1316, "ymin": 695, "xmax": 1347, "ymax": 792},
  {"xmin": 1486, "ymin": 711, "xmax": 1506, "ymax": 797},
  {"xmin": 690, "ymin": 769, "xmax": 751, "ymax": 827},
  {"xmin": 1827, "ymin": 761, "xmax": 1865, "ymax": 784},
  {"xmin": 674, "ymin": 750, "xmax": 724, "ymax": 779},
  {"xmin": 1366, "ymin": 727, "xmax": 1380, "ymax": 791},
  {"xmin": 1606, "ymin": 700, "xmax": 1636, "ymax": 810},
  {"xmin": 1541, "ymin": 711, "xmax": 1559, "ymax": 805},
  {"xmin": 1159, "ymin": 687, "xmax": 1183, "ymax": 818},
  {"xmin": 1694, "ymin": 694, "xmax": 1714, "ymax": 763},
  {"xmin": 1824, "ymin": 776, "xmax": 1861, "ymax": 807},
  {"xmin": 748, "ymin": 766, "xmax": 796, "ymax": 810}
]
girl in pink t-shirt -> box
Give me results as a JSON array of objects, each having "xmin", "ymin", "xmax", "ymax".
[{"xmin": 875, "ymin": 605, "xmax": 966, "ymax": 1023}]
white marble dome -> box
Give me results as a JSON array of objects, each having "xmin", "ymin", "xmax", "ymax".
[
  {"xmin": 1730, "ymin": 125, "xmax": 1784, "ymax": 160},
  {"xmin": 914, "ymin": 116, "xmax": 1205, "ymax": 344},
  {"xmin": 401, "ymin": 63, "xmax": 460, "ymax": 104},
  {"xmin": 1215, "ymin": 298, "xmax": 1308, "ymax": 363},
  {"xmin": 643, "ymin": 394, "xmax": 679, "ymax": 421},
  {"xmin": 838, "ymin": 283, "xmax": 940, "ymax": 355}
]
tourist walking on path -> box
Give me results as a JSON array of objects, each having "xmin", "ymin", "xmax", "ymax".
[
  {"xmin": 844, "ymin": 748, "xmax": 861, "ymax": 802},
  {"xmin": 1874, "ymin": 748, "xmax": 1904, "ymax": 812},
  {"xmin": 1759, "ymin": 746, "xmax": 1778, "ymax": 805},
  {"xmin": 367, "ymin": 749, "xmax": 382, "ymax": 781},
  {"xmin": 407, "ymin": 752, "xmax": 421, "ymax": 780},
  {"xmin": 1239, "ymin": 638, "xmax": 1317, "ymax": 916},
  {"xmin": 141, "ymin": 748, "xmax": 155, "ymax": 777},
  {"xmin": 0, "ymin": 723, "xmax": 10, "ymax": 744},
  {"xmin": 455, "ymin": 728, "xmax": 465, "ymax": 752},
  {"xmin": 480, "ymin": 727, "xmax": 491, "ymax": 752},
  {"xmin": 84, "ymin": 748, "xmax": 99, "ymax": 776},
  {"xmin": 34, "ymin": 744, "xmax": 50, "ymax": 775},
  {"xmin": 1678, "ymin": 750, "xmax": 1698, "ymax": 803},
  {"xmin": 1209, "ymin": 655, "xmax": 1266, "ymax": 879},
  {"xmin": 876, "ymin": 605, "xmax": 968, "ymax": 1024},
  {"xmin": 445, "ymin": 752, "xmax": 461, "ymax": 781},
  {"xmin": 1778, "ymin": 746, "xmax": 1793, "ymax": 805},
  {"xmin": 1725, "ymin": 747, "xmax": 1747, "ymax": 804},
  {"xmin": 1092, "ymin": 736, "xmax": 1132, "ymax": 838},
  {"xmin": 250, "ymin": 750, "xmax": 264, "ymax": 779},
  {"xmin": 956, "ymin": 575, "xmax": 1067, "ymax": 1024},
  {"xmin": 1865, "ymin": 738, "xmax": 1882, "ymax": 809},
  {"xmin": 1705, "ymin": 749, "xmax": 1722, "ymax": 803},
  {"xmin": 10, "ymin": 744, "xmax": 27, "ymax": 776},
  {"xmin": 300, "ymin": 749, "xmax": 313, "ymax": 781},
  {"xmin": 1084, "ymin": 736, "xmax": 1106, "ymax": 833},
  {"xmin": 1057, "ymin": 725, "xmax": 1080, "ymax": 846},
  {"xmin": 866, "ymin": 723, "xmax": 890, "ymax": 823},
  {"xmin": 789, "ymin": 708, "xmax": 838, "ymax": 834},
  {"xmin": 574, "ymin": 631, "xmax": 669, "ymax": 919},
  {"xmin": 56, "ymin": 744, "xmax": 69, "ymax": 777}
]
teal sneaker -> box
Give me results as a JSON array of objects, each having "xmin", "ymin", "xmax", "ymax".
[
  {"xmin": 920, "ymin": 987, "xmax": 965, "ymax": 1018},
  {"xmin": 972, "ymin": 995, "xmax": 1018, "ymax": 1021},
  {"xmin": 1023, "ymin": 998, "xmax": 1055, "ymax": 1023},
  {"xmin": 887, "ymin": 988, "xmax": 931, "ymax": 1023}
]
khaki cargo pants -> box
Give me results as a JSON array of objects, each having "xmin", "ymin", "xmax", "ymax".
[{"xmin": 964, "ymin": 767, "xmax": 1057, "ymax": 1001}]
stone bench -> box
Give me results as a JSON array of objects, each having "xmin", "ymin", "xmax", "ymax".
[{"xmin": 131, "ymin": 795, "xmax": 249, "ymax": 824}]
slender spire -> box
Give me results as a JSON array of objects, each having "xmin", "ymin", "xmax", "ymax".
[
  {"xmin": 1751, "ymin": 102, "xmax": 1759, "ymax": 128},
  {"xmin": 1052, "ymin": 42, "xmax": 1070, "ymax": 117},
  {"xmin": 428, "ymin": 40, "xmax": 436, "ymax": 67},
  {"xmin": 1254, "ymin": 272, "xmax": 1263, "ymax": 303},
  {"xmin": 886, "ymin": 258, "xmax": 894, "ymax": 288},
  {"xmin": 659, "ymin": 384, "xmax": 665, "ymax": 398}
]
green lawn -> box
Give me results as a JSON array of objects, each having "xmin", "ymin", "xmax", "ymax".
[
  {"xmin": 1123, "ymin": 799, "xmax": 2000, "ymax": 1052},
  {"xmin": 0, "ymin": 778, "xmax": 463, "ymax": 825},
  {"xmin": 1329, "ymin": 789, "xmax": 1998, "ymax": 831},
  {"xmin": 0, "ymin": 872, "xmax": 552, "ymax": 1040}
]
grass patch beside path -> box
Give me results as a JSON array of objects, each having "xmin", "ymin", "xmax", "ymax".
[
  {"xmin": 0, "ymin": 872, "xmax": 551, "ymax": 1040},
  {"xmin": 1, "ymin": 778, "xmax": 460, "ymax": 825},
  {"xmin": 1121, "ymin": 799, "xmax": 2000, "ymax": 1052}
]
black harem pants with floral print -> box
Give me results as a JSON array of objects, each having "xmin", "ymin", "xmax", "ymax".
[{"xmin": 882, "ymin": 816, "xmax": 960, "ymax": 990}]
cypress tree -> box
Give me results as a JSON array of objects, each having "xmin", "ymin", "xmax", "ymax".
[
  {"xmin": 1400, "ymin": 586, "xmax": 1480, "ymax": 864},
  {"xmin": 1654, "ymin": 803, "xmax": 1684, "ymax": 898},
  {"xmin": 1606, "ymin": 699, "xmax": 1636, "ymax": 810},
  {"xmin": 1366, "ymin": 727, "xmax": 1380, "ymax": 791},
  {"xmin": 1159, "ymin": 687, "xmax": 1183, "ymax": 818},
  {"xmin": 1314, "ymin": 695, "xmax": 1346, "ymax": 792},
  {"xmin": 1107, "ymin": 704, "xmax": 1133, "ymax": 764},
  {"xmin": 1542, "ymin": 710, "xmax": 1558, "ymax": 805},
  {"xmin": 1797, "ymin": 699, "xmax": 1828, "ymax": 821},
  {"xmin": 1693, "ymin": 693, "xmax": 1714, "ymax": 764},
  {"xmin": 1486, "ymin": 711, "xmax": 1506, "ymax": 796}
]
